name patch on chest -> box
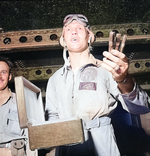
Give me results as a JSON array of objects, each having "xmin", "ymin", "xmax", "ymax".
[{"xmin": 79, "ymin": 82, "xmax": 97, "ymax": 90}]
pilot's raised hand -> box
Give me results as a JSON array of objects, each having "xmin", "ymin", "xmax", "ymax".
[{"xmin": 100, "ymin": 31, "xmax": 129, "ymax": 83}]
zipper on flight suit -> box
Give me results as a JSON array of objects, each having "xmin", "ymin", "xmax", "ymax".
[
  {"xmin": 72, "ymin": 72, "xmax": 75, "ymax": 107},
  {"xmin": 71, "ymin": 70, "xmax": 80, "ymax": 116}
]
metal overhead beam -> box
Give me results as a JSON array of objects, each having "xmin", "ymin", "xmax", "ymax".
[
  {"xmin": 11, "ymin": 59, "xmax": 150, "ymax": 82},
  {"xmin": 12, "ymin": 65, "xmax": 63, "ymax": 81},
  {"xmin": 0, "ymin": 23, "xmax": 150, "ymax": 53}
]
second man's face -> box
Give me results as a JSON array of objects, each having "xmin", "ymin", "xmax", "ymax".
[
  {"xmin": 0, "ymin": 61, "xmax": 11, "ymax": 91},
  {"xmin": 63, "ymin": 20, "xmax": 89, "ymax": 53}
]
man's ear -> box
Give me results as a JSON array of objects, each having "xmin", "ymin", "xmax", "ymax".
[
  {"xmin": 59, "ymin": 36, "xmax": 67, "ymax": 48},
  {"xmin": 9, "ymin": 74, "xmax": 12, "ymax": 81},
  {"xmin": 88, "ymin": 30, "xmax": 95, "ymax": 44},
  {"xmin": 59, "ymin": 27, "xmax": 67, "ymax": 48}
]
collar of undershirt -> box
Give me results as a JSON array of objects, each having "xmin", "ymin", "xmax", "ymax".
[{"xmin": 2, "ymin": 96, "xmax": 11, "ymax": 106}]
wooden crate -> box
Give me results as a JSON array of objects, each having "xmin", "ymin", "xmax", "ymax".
[{"xmin": 14, "ymin": 76, "xmax": 84, "ymax": 150}]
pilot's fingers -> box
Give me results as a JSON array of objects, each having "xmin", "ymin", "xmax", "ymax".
[
  {"xmin": 115, "ymin": 33, "xmax": 121, "ymax": 51},
  {"xmin": 108, "ymin": 31, "xmax": 115, "ymax": 52},
  {"xmin": 120, "ymin": 35, "xmax": 127, "ymax": 53}
]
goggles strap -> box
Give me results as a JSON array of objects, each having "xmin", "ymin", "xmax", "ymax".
[
  {"xmin": 88, "ymin": 35, "xmax": 91, "ymax": 44},
  {"xmin": 88, "ymin": 35, "xmax": 92, "ymax": 54},
  {"xmin": 88, "ymin": 33, "xmax": 92, "ymax": 51}
]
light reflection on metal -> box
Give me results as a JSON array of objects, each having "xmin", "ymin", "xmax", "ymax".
[
  {"xmin": 3, "ymin": 37, "xmax": 11, "ymax": 44},
  {"xmin": 142, "ymin": 28, "xmax": 149, "ymax": 35}
]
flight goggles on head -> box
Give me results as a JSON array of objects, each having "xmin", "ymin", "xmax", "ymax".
[{"xmin": 63, "ymin": 14, "xmax": 90, "ymax": 28}]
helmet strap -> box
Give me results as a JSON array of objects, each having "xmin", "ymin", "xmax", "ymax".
[{"xmin": 88, "ymin": 35, "xmax": 91, "ymax": 46}]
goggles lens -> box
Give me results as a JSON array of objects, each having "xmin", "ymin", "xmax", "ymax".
[{"xmin": 63, "ymin": 14, "xmax": 89, "ymax": 28}]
